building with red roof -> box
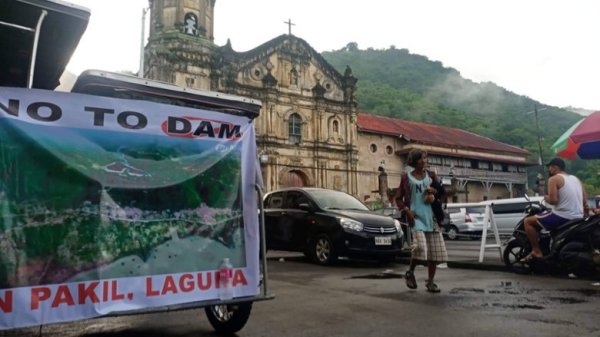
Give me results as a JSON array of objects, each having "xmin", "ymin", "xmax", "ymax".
[{"xmin": 357, "ymin": 114, "xmax": 537, "ymax": 203}]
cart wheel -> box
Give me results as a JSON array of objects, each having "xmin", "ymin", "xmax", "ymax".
[{"xmin": 205, "ymin": 302, "xmax": 253, "ymax": 335}]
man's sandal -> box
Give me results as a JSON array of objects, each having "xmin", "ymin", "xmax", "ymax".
[
  {"xmin": 520, "ymin": 253, "xmax": 540, "ymax": 263},
  {"xmin": 405, "ymin": 270, "xmax": 417, "ymax": 289},
  {"xmin": 426, "ymin": 281, "xmax": 441, "ymax": 293}
]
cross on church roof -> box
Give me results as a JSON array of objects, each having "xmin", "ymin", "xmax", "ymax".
[{"xmin": 284, "ymin": 19, "xmax": 295, "ymax": 35}]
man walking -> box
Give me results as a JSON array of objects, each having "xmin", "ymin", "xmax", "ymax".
[
  {"xmin": 394, "ymin": 149, "xmax": 448, "ymax": 293},
  {"xmin": 521, "ymin": 158, "xmax": 588, "ymax": 262}
]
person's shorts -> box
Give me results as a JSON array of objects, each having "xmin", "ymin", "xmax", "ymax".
[
  {"xmin": 411, "ymin": 230, "xmax": 448, "ymax": 263},
  {"xmin": 535, "ymin": 211, "xmax": 570, "ymax": 230}
]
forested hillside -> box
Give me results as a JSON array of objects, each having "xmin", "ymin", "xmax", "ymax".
[{"xmin": 322, "ymin": 44, "xmax": 599, "ymax": 195}]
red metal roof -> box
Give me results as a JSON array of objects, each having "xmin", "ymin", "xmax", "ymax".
[
  {"xmin": 357, "ymin": 114, "xmax": 531, "ymax": 156},
  {"xmin": 395, "ymin": 147, "xmax": 538, "ymax": 166}
]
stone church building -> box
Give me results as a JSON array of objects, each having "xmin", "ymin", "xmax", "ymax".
[{"xmin": 144, "ymin": 0, "xmax": 535, "ymax": 204}]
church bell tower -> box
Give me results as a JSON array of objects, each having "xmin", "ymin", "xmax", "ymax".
[{"xmin": 144, "ymin": 0, "xmax": 218, "ymax": 91}]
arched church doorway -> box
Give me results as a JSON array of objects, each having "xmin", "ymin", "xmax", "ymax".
[{"xmin": 282, "ymin": 170, "xmax": 307, "ymax": 188}]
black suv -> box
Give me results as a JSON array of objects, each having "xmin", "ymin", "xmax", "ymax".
[{"xmin": 263, "ymin": 188, "xmax": 403, "ymax": 265}]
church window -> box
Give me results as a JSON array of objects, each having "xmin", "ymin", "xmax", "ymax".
[
  {"xmin": 386, "ymin": 145, "xmax": 393, "ymax": 155},
  {"xmin": 289, "ymin": 113, "xmax": 302, "ymax": 144},
  {"xmin": 370, "ymin": 144, "xmax": 378, "ymax": 153},
  {"xmin": 185, "ymin": 77, "xmax": 196, "ymax": 88},
  {"xmin": 332, "ymin": 120, "xmax": 339, "ymax": 134}
]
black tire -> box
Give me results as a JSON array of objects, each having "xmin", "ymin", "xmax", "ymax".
[
  {"xmin": 445, "ymin": 226, "xmax": 459, "ymax": 240},
  {"xmin": 205, "ymin": 302, "xmax": 253, "ymax": 335},
  {"xmin": 311, "ymin": 234, "xmax": 338, "ymax": 265},
  {"xmin": 503, "ymin": 239, "xmax": 532, "ymax": 274}
]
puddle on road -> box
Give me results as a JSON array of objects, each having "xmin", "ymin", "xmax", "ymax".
[
  {"xmin": 485, "ymin": 303, "xmax": 545, "ymax": 310},
  {"xmin": 558, "ymin": 288, "xmax": 600, "ymax": 297},
  {"xmin": 546, "ymin": 297, "xmax": 587, "ymax": 304},
  {"xmin": 448, "ymin": 283, "xmax": 596, "ymax": 312},
  {"xmin": 526, "ymin": 319, "xmax": 576, "ymax": 327},
  {"xmin": 349, "ymin": 272, "xmax": 404, "ymax": 280},
  {"xmin": 369, "ymin": 281, "xmax": 598, "ymax": 312},
  {"xmin": 450, "ymin": 287, "xmax": 485, "ymax": 294},
  {"xmin": 349, "ymin": 275, "xmax": 597, "ymax": 315}
]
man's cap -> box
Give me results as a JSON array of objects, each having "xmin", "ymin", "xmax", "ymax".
[{"xmin": 546, "ymin": 157, "xmax": 566, "ymax": 170}]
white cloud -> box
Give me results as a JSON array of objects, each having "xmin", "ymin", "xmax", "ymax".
[{"xmin": 65, "ymin": 0, "xmax": 600, "ymax": 110}]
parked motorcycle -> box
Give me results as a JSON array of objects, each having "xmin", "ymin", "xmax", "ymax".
[{"xmin": 503, "ymin": 195, "xmax": 600, "ymax": 277}]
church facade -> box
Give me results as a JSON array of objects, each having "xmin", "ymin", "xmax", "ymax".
[
  {"xmin": 144, "ymin": 0, "xmax": 533, "ymax": 203},
  {"xmin": 145, "ymin": 0, "xmax": 360, "ymax": 196}
]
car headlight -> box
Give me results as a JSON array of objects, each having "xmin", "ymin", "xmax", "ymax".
[
  {"xmin": 394, "ymin": 219, "xmax": 402, "ymax": 232},
  {"xmin": 338, "ymin": 217, "xmax": 363, "ymax": 231}
]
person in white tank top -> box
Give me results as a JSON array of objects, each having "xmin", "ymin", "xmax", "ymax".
[{"xmin": 521, "ymin": 158, "xmax": 589, "ymax": 262}]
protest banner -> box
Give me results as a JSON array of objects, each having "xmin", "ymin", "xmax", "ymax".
[{"xmin": 0, "ymin": 88, "xmax": 260, "ymax": 329}]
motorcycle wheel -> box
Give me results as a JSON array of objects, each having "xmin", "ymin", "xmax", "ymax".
[{"xmin": 503, "ymin": 239, "xmax": 532, "ymax": 274}]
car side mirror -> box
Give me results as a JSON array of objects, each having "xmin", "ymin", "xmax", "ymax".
[{"xmin": 299, "ymin": 203, "xmax": 311, "ymax": 212}]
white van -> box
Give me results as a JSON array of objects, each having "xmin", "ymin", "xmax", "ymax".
[{"xmin": 481, "ymin": 196, "xmax": 546, "ymax": 236}]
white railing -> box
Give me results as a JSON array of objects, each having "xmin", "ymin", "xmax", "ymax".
[
  {"xmin": 434, "ymin": 166, "xmax": 527, "ymax": 184},
  {"xmin": 445, "ymin": 202, "xmax": 502, "ymax": 263}
]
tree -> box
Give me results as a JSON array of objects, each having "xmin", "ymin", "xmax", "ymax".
[
  {"xmin": 322, "ymin": 46, "xmax": 599, "ymax": 189},
  {"xmin": 343, "ymin": 42, "xmax": 358, "ymax": 52}
]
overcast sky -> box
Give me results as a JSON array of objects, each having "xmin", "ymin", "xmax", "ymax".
[{"xmin": 65, "ymin": 0, "xmax": 600, "ymax": 110}]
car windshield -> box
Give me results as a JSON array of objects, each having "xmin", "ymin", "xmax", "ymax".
[{"xmin": 306, "ymin": 190, "xmax": 370, "ymax": 211}]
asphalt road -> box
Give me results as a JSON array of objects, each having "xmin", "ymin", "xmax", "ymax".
[
  {"xmin": 3, "ymin": 251, "xmax": 599, "ymax": 337},
  {"xmin": 444, "ymin": 236, "xmax": 507, "ymax": 264}
]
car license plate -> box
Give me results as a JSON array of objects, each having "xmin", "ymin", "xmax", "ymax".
[{"xmin": 375, "ymin": 237, "xmax": 392, "ymax": 245}]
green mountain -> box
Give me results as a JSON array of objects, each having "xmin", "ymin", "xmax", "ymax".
[{"xmin": 322, "ymin": 43, "xmax": 599, "ymax": 195}]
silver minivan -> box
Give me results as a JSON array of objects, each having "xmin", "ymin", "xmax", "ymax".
[{"xmin": 482, "ymin": 196, "xmax": 545, "ymax": 236}]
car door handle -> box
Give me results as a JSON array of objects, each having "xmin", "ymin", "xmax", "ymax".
[{"xmin": 281, "ymin": 211, "xmax": 287, "ymax": 215}]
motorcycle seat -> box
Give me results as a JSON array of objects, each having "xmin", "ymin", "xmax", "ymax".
[{"xmin": 549, "ymin": 218, "xmax": 584, "ymax": 234}]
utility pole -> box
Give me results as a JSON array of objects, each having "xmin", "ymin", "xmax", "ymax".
[
  {"xmin": 139, "ymin": 7, "xmax": 149, "ymax": 78},
  {"xmin": 534, "ymin": 105, "xmax": 545, "ymax": 167},
  {"xmin": 533, "ymin": 104, "xmax": 547, "ymax": 194}
]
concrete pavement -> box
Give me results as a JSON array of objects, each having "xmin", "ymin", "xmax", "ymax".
[{"xmin": 2, "ymin": 252, "xmax": 599, "ymax": 337}]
